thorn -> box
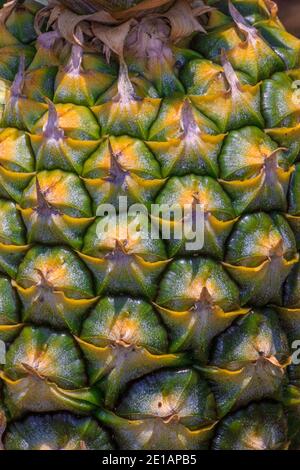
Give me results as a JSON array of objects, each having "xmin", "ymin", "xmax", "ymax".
[
  {"xmin": 269, "ymin": 239, "xmax": 284, "ymax": 258},
  {"xmin": 37, "ymin": 30, "xmax": 60, "ymax": 50},
  {"xmin": 35, "ymin": 177, "xmax": 60, "ymax": 216},
  {"xmin": 191, "ymin": 286, "xmax": 213, "ymax": 312},
  {"xmin": 228, "ymin": 0, "xmax": 248, "ymax": 27},
  {"xmin": 65, "ymin": 44, "xmax": 83, "ymax": 75},
  {"xmin": 36, "ymin": 177, "xmax": 48, "ymax": 207},
  {"xmin": 21, "ymin": 362, "xmax": 45, "ymax": 380},
  {"xmin": 104, "ymin": 239, "xmax": 129, "ymax": 261},
  {"xmin": 11, "ymin": 55, "xmax": 25, "ymax": 98},
  {"xmin": 43, "ymin": 98, "xmax": 65, "ymax": 141},
  {"xmin": 180, "ymin": 99, "xmax": 200, "ymax": 139},
  {"xmin": 35, "ymin": 268, "xmax": 50, "ymax": 284},
  {"xmin": 220, "ymin": 49, "xmax": 242, "ymax": 93},
  {"xmin": 115, "ymin": 60, "xmax": 139, "ymax": 105},
  {"xmin": 228, "ymin": 0, "xmax": 258, "ymax": 42},
  {"xmin": 199, "ymin": 286, "xmax": 213, "ymax": 304},
  {"xmin": 104, "ymin": 139, "xmax": 129, "ymax": 186},
  {"xmin": 115, "ymin": 238, "xmax": 128, "ymax": 254}
]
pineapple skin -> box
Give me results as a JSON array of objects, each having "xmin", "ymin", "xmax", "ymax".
[{"xmin": 0, "ymin": 0, "xmax": 300, "ymax": 450}]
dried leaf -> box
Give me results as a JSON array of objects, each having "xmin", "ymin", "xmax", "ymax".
[
  {"xmin": 57, "ymin": 9, "xmax": 90, "ymax": 44},
  {"xmin": 33, "ymin": 0, "xmax": 209, "ymax": 60},
  {"xmin": 56, "ymin": 7, "xmax": 119, "ymax": 45},
  {"xmin": 220, "ymin": 49, "xmax": 241, "ymax": 92},
  {"xmin": 34, "ymin": 6, "xmax": 51, "ymax": 34},
  {"xmin": 112, "ymin": 0, "xmax": 173, "ymax": 20},
  {"xmin": 0, "ymin": 0, "xmax": 18, "ymax": 25},
  {"xmin": 166, "ymin": 0, "xmax": 208, "ymax": 42},
  {"xmin": 265, "ymin": 0, "xmax": 278, "ymax": 18},
  {"xmin": 92, "ymin": 19, "xmax": 136, "ymax": 58},
  {"xmin": 228, "ymin": 0, "xmax": 258, "ymax": 43}
]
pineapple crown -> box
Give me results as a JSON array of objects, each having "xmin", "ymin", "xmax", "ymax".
[
  {"xmin": 12, "ymin": 0, "xmax": 212, "ymax": 102},
  {"xmin": 2, "ymin": 0, "xmax": 280, "ymax": 102},
  {"xmin": 31, "ymin": 0, "xmax": 211, "ymax": 62}
]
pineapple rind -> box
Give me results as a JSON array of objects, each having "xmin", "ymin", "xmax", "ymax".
[{"xmin": 0, "ymin": 0, "xmax": 299, "ymax": 450}]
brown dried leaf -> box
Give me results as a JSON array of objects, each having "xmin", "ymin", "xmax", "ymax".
[
  {"xmin": 92, "ymin": 19, "xmax": 136, "ymax": 58},
  {"xmin": 166, "ymin": 0, "xmax": 208, "ymax": 42},
  {"xmin": 56, "ymin": 7, "xmax": 119, "ymax": 45},
  {"xmin": 112, "ymin": 0, "xmax": 173, "ymax": 20},
  {"xmin": 265, "ymin": 0, "xmax": 278, "ymax": 18},
  {"xmin": 34, "ymin": 0, "xmax": 209, "ymax": 56},
  {"xmin": 0, "ymin": 0, "xmax": 18, "ymax": 24},
  {"xmin": 48, "ymin": 5, "xmax": 63, "ymax": 28},
  {"xmin": 57, "ymin": 9, "xmax": 89, "ymax": 44}
]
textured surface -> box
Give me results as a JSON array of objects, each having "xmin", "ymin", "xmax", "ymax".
[{"xmin": 0, "ymin": 0, "xmax": 299, "ymax": 450}]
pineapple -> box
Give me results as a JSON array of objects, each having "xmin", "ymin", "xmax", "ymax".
[{"xmin": 0, "ymin": 0, "xmax": 300, "ymax": 450}]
